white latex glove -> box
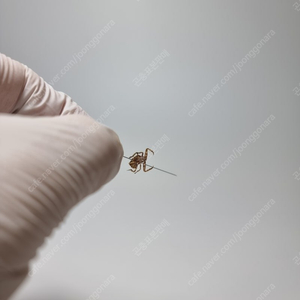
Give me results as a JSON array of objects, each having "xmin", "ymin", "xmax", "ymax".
[{"xmin": 0, "ymin": 53, "xmax": 123, "ymax": 300}]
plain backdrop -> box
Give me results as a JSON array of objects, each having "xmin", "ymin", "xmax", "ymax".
[{"xmin": 1, "ymin": 0, "xmax": 300, "ymax": 299}]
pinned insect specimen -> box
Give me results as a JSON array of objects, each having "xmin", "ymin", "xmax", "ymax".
[
  {"xmin": 126, "ymin": 148, "xmax": 154, "ymax": 173},
  {"xmin": 123, "ymin": 148, "xmax": 177, "ymax": 176}
]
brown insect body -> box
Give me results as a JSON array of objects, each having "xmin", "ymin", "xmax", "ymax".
[{"xmin": 128, "ymin": 148, "xmax": 154, "ymax": 174}]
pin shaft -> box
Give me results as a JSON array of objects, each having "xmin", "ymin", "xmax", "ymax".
[{"xmin": 123, "ymin": 156, "xmax": 177, "ymax": 177}]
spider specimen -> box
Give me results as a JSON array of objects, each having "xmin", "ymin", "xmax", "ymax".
[{"xmin": 127, "ymin": 148, "xmax": 154, "ymax": 174}]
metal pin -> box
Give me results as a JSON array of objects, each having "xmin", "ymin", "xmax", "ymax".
[{"xmin": 123, "ymin": 156, "xmax": 177, "ymax": 177}]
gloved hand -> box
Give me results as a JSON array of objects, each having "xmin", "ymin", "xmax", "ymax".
[{"xmin": 0, "ymin": 53, "xmax": 123, "ymax": 300}]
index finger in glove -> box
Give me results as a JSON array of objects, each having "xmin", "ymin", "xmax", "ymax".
[{"xmin": 0, "ymin": 53, "xmax": 87, "ymax": 116}]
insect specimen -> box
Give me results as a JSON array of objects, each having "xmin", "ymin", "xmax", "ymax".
[
  {"xmin": 123, "ymin": 148, "xmax": 177, "ymax": 176},
  {"xmin": 127, "ymin": 148, "xmax": 154, "ymax": 174}
]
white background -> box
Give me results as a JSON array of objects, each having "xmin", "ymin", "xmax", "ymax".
[{"xmin": 1, "ymin": 0, "xmax": 300, "ymax": 299}]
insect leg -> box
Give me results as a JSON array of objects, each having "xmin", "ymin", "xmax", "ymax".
[
  {"xmin": 144, "ymin": 148, "xmax": 154, "ymax": 162},
  {"xmin": 129, "ymin": 152, "xmax": 143, "ymax": 159},
  {"xmin": 134, "ymin": 164, "xmax": 142, "ymax": 174},
  {"xmin": 143, "ymin": 162, "xmax": 154, "ymax": 172}
]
